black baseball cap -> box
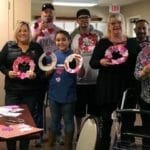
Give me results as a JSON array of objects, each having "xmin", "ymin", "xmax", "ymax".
[
  {"xmin": 42, "ymin": 3, "xmax": 54, "ymax": 11},
  {"xmin": 76, "ymin": 9, "xmax": 91, "ymax": 18}
]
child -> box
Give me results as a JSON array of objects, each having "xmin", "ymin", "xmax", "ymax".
[{"xmin": 46, "ymin": 30, "xmax": 84, "ymax": 150}]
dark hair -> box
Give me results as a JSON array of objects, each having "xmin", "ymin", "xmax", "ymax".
[
  {"xmin": 76, "ymin": 9, "xmax": 91, "ymax": 18},
  {"xmin": 135, "ymin": 19, "xmax": 149, "ymax": 25},
  {"xmin": 55, "ymin": 30, "xmax": 71, "ymax": 41},
  {"xmin": 42, "ymin": 3, "xmax": 54, "ymax": 11}
]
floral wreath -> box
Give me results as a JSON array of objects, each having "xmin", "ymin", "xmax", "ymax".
[
  {"xmin": 13, "ymin": 56, "xmax": 35, "ymax": 79},
  {"xmin": 64, "ymin": 54, "xmax": 83, "ymax": 74},
  {"xmin": 139, "ymin": 41, "xmax": 150, "ymax": 49},
  {"xmin": 79, "ymin": 33, "xmax": 97, "ymax": 53},
  {"xmin": 72, "ymin": 33, "xmax": 97, "ymax": 54},
  {"xmin": 140, "ymin": 45, "xmax": 150, "ymax": 66},
  {"xmin": 38, "ymin": 51, "xmax": 57, "ymax": 71},
  {"xmin": 104, "ymin": 44, "xmax": 128, "ymax": 65}
]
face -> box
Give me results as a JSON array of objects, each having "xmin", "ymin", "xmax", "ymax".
[
  {"xmin": 41, "ymin": 8, "xmax": 54, "ymax": 23},
  {"xmin": 134, "ymin": 21, "xmax": 149, "ymax": 41},
  {"xmin": 77, "ymin": 15, "xmax": 90, "ymax": 29},
  {"xmin": 16, "ymin": 24, "xmax": 30, "ymax": 43},
  {"xmin": 108, "ymin": 17, "xmax": 122, "ymax": 36},
  {"xmin": 55, "ymin": 33, "xmax": 70, "ymax": 52}
]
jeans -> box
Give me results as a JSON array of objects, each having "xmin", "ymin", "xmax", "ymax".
[
  {"xmin": 7, "ymin": 140, "xmax": 29, "ymax": 150},
  {"xmin": 49, "ymin": 100, "xmax": 75, "ymax": 135},
  {"xmin": 5, "ymin": 91, "xmax": 38, "ymax": 116}
]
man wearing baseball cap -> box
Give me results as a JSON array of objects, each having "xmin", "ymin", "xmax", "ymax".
[
  {"xmin": 31, "ymin": 3, "xmax": 61, "ymax": 147},
  {"xmin": 71, "ymin": 8, "xmax": 103, "ymax": 141},
  {"xmin": 31, "ymin": 3, "xmax": 60, "ymax": 51},
  {"xmin": 76, "ymin": 9, "xmax": 91, "ymax": 18}
]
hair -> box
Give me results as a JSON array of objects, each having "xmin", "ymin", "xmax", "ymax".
[
  {"xmin": 107, "ymin": 13, "xmax": 126, "ymax": 37},
  {"xmin": 14, "ymin": 21, "xmax": 31, "ymax": 43},
  {"xmin": 42, "ymin": 3, "xmax": 54, "ymax": 11},
  {"xmin": 76, "ymin": 9, "xmax": 91, "ymax": 18},
  {"xmin": 55, "ymin": 30, "xmax": 71, "ymax": 48},
  {"xmin": 135, "ymin": 19, "xmax": 149, "ymax": 26},
  {"xmin": 55, "ymin": 30, "xmax": 71, "ymax": 41}
]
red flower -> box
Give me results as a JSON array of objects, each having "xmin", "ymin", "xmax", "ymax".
[
  {"xmin": 105, "ymin": 44, "xmax": 128, "ymax": 65},
  {"xmin": 79, "ymin": 33, "xmax": 97, "ymax": 53},
  {"xmin": 13, "ymin": 56, "xmax": 35, "ymax": 79},
  {"xmin": 48, "ymin": 28, "xmax": 54, "ymax": 34}
]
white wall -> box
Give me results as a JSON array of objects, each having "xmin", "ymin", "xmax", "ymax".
[
  {"xmin": 0, "ymin": 0, "xmax": 9, "ymax": 105},
  {"xmin": 0, "ymin": 0, "xmax": 9, "ymax": 49},
  {"xmin": 122, "ymin": 0, "xmax": 150, "ymax": 36},
  {"xmin": 0, "ymin": 0, "xmax": 31, "ymax": 105}
]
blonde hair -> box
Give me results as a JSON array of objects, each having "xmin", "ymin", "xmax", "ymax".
[
  {"xmin": 107, "ymin": 13, "xmax": 126, "ymax": 37},
  {"xmin": 14, "ymin": 21, "xmax": 31, "ymax": 43}
]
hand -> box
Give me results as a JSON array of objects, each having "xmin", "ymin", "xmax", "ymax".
[
  {"xmin": 139, "ymin": 63, "xmax": 150, "ymax": 79},
  {"xmin": 38, "ymin": 22, "xmax": 48, "ymax": 31},
  {"xmin": 74, "ymin": 49, "xmax": 81, "ymax": 54},
  {"xmin": 26, "ymin": 70, "xmax": 36, "ymax": 79},
  {"xmin": 64, "ymin": 62, "xmax": 68, "ymax": 71},
  {"xmin": 8, "ymin": 71, "xmax": 18, "ymax": 79},
  {"xmin": 143, "ymin": 63, "xmax": 150, "ymax": 74},
  {"xmin": 100, "ymin": 58, "xmax": 112, "ymax": 67}
]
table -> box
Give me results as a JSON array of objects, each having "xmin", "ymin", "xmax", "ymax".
[{"xmin": 0, "ymin": 105, "xmax": 42, "ymax": 140}]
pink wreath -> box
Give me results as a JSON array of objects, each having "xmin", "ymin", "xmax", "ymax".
[
  {"xmin": 79, "ymin": 33, "xmax": 97, "ymax": 53},
  {"xmin": 140, "ymin": 45, "xmax": 150, "ymax": 66},
  {"xmin": 64, "ymin": 54, "xmax": 83, "ymax": 74},
  {"xmin": 13, "ymin": 56, "xmax": 35, "ymax": 79},
  {"xmin": 105, "ymin": 44, "xmax": 128, "ymax": 65}
]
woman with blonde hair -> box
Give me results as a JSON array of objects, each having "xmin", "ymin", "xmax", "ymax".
[
  {"xmin": 89, "ymin": 13, "xmax": 141, "ymax": 149},
  {"xmin": 0, "ymin": 21, "xmax": 44, "ymax": 150}
]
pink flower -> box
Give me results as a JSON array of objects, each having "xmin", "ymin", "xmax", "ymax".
[
  {"xmin": 105, "ymin": 44, "xmax": 128, "ymax": 65},
  {"xmin": 79, "ymin": 33, "xmax": 97, "ymax": 53},
  {"xmin": 13, "ymin": 56, "xmax": 35, "ymax": 79}
]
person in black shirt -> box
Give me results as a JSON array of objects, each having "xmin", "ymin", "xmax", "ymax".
[
  {"xmin": 0, "ymin": 21, "xmax": 44, "ymax": 150},
  {"xmin": 90, "ymin": 13, "xmax": 140, "ymax": 150}
]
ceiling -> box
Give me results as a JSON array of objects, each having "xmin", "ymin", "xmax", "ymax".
[
  {"xmin": 32, "ymin": 0, "xmax": 143, "ymax": 6},
  {"xmin": 31, "ymin": 0, "xmax": 144, "ymax": 18},
  {"xmin": 98, "ymin": 0, "xmax": 143, "ymax": 6}
]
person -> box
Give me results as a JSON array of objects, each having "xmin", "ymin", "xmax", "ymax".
[
  {"xmin": 31, "ymin": 3, "xmax": 61, "ymax": 146},
  {"xmin": 134, "ymin": 19, "xmax": 149, "ymax": 48},
  {"xmin": 31, "ymin": 3, "xmax": 60, "ymax": 51},
  {"xmin": 134, "ymin": 19, "xmax": 150, "ymax": 149},
  {"xmin": 70, "ymin": 9, "xmax": 103, "ymax": 139},
  {"xmin": 0, "ymin": 21, "xmax": 44, "ymax": 150},
  {"xmin": 121, "ymin": 19, "xmax": 150, "ymax": 144},
  {"xmin": 46, "ymin": 30, "xmax": 84, "ymax": 150},
  {"xmin": 89, "ymin": 13, "xmax": 141, "ymax": 150}
]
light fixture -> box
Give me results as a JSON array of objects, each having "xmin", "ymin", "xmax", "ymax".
[{"xmin": 52, "ymin": 0, "xmax": 97, "ymax": 7}]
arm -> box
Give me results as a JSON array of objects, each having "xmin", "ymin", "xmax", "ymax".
[
  {"xmin": 77, "ymin": 65, "xmax": 85, "ymax": 78},
  {"xmin": 0, "ymin": 43, "xmax": 10, "ymax": 75},
  {"xmin": 134, "ymin": 53, "xmax": 150, "ymax": 80},
  {"xmin": 31, "ymin": 21, "xmax": 46, "ymax": 42},
  {"xmin": 138, "ymin": 64, "xmax": 150, "ymax": 79},
  {"xmin": 0, "ymin": 42, "xmax": 18, "ymax": 79},
  {"xmin": 89, "ymin": 38, "xmax": 112, "ymax": 69},
  {"xmin": 30, "ymin": 43, "xmax": 45, "ymax": 79}
]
